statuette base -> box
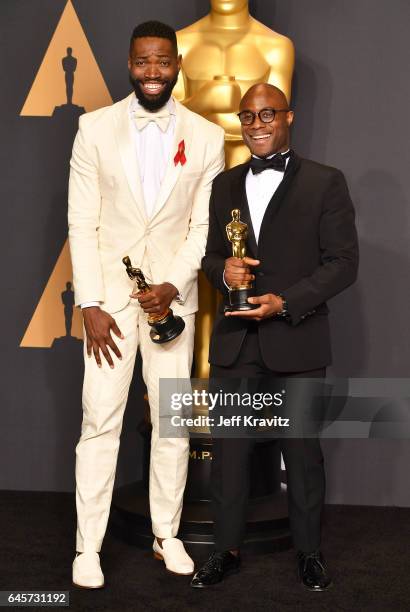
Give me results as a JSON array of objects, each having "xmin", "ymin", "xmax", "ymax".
[
  {"xmin": 224, "ymin": 287, "xmax": 258, "ymax": 312},
  {"xmin": 149, "ymin": 309, "xmax": 185, "ymax": 344}
]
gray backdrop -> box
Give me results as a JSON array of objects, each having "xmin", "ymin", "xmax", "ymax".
[{"xmin": 1, "ymin": 0, "xmax": 409, "ymax": 506}]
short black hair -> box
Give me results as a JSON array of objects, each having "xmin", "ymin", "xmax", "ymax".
[{"xmin": 129, "ymin": 21, "xmax": 178, "ymax": 55}]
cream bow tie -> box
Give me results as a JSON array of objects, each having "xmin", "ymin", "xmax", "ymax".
[{"xmin": 133, "ymin": 107, "xmax": 170, "ymax": 132}]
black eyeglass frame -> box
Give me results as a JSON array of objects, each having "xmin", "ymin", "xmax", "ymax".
[{"xmin": 237, "ymin": 107, "xmax": 290, "ymax": 126}]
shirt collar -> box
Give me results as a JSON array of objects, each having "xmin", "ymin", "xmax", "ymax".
[{"xmin": 252, "ymin": 149, "xmax": 290, "ymax": 160}]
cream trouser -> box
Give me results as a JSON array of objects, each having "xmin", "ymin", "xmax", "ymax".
[{"xmin": 75, "ymin": 298, "xmax": 194, "ymax": 552}]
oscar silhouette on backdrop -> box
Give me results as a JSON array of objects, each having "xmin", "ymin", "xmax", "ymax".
[
  {"xmin": 62, "ymin": 281, "xmax": 75, "ymax": 337},
  {"xmin": 51, "ymin": 280, "xmax": 81, "ymax": 350},
  {"xmin": 52, "ymin": 46, "xmax": 85, "ymax": 120},
  {"xmin": 62, "ymin": 47, "xmax": 77, "ymax": 105}
]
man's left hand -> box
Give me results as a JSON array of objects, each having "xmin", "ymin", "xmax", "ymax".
[
  {"xmin": 225, "ymin": 293, "xmax": 284, "ymax": 321},
  {"xmin": 131, "ymin": 282, "xmax": 178, "ymax": 315}
]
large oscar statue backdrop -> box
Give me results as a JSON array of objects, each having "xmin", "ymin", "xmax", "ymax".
[{"xmin": 174, "ymin": 0, "xmax": 294, "ymax": 378}]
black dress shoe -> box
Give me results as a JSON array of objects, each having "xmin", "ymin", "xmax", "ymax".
[
  {"xmin": 190, "ymin": 551, "xmax": 241, "ymax": 588},
  {"xmin": 297, "ymin": 550, "xmax": 332, "ymax": 591}
]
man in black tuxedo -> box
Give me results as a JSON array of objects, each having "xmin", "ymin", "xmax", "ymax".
[{"xmin": 191, "ymin": 84, "xmax": 359, "ymax": 590}]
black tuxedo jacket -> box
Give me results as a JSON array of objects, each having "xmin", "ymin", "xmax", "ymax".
[{"xmin": 202, "ymin": 152, "xmax": 359, "ymax": 372}]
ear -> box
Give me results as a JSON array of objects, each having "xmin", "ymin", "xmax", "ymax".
[
  {"xmin": 286, "ymin": 111, "xmax": 294, "ymax": 126},
  {"xmin": 177, "ymin": 53, "xmax": 182, "ymax": 71},
  {"xmin": 127, "ymin": 56, "xmax": 131, "ymax": 70}
]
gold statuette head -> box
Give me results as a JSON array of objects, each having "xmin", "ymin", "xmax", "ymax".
[{"xmin": 122, "ymin": 256, "xmax": 151, "ymax": 293}]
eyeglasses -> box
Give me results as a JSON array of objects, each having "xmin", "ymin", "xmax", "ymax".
[{"xmin": 237, "ymin": 107, "xmax": 289, "ymax": 126}]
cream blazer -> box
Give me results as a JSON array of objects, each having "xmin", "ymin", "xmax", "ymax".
[{"xmin": 68, "ymin": 93, "xmax": 225, "ymax": 315}]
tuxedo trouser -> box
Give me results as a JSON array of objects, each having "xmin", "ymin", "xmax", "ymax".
[
  {"xmin": 210, "ymin": 329, "xmax": 326, "ymax": 554},
  {"xmin": 75, "ymin": 298, "xmax": 195, "ymax": 552}
]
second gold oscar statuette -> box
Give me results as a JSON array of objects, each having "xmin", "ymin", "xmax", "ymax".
[
  {"xmin": 122, "ymin": 256, "xmax": 185, "ymax": 344},
  {"xmin": 224, "ymin": 209, "xmax": 258, "ymax": 312}
]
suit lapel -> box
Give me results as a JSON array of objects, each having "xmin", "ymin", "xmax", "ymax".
[
  {"xmin": 151, "ymin": 99, "xmax": 194, "ymax": 220},
  {"xmin": 258, "ymin": 152, "xmax": 302, "ymax": 242},
  {"xmin": 114, "ymin": 93, "xmax": 147, "ymax": 223},
  {"xmin": 229, "ymin": 163, "xmax": 258, "ymax": 258}
]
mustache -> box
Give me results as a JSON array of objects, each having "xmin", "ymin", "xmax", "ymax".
[{"xmin": 130, "ymin": 76, "xmax": 170, "ymax": 86}]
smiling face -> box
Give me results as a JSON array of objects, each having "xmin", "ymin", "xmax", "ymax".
[
  {"xmin": 239, "ymin": 84, "xmax": 294, "ymax": 158},
  {"xmin": 128, "ymin": 36, "xmax": 181, "ymax": 111}
]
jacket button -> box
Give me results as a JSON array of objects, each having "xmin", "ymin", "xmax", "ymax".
[{"xmin": 258, "ymin": 271, "xmax": 264, "ymax": 277}]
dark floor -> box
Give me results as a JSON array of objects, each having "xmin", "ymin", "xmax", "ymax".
[{"xmin": 1, "ymin": 491, "xmax": 409, "ymax": 612}]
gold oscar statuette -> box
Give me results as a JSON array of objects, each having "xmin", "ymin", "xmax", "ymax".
[
  {"xmin": 225, "ymin": 209, "xmax": 257, "ymax": 312},
  {"xmin": 122, "ymin": 256, "xmax": 185, "ymax": 344}
]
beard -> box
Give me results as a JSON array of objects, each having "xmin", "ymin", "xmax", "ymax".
[{"xmin": 129, "ymin": 73, "xmax": 178, "ymax": 112}]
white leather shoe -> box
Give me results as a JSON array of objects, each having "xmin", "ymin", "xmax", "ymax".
[
  {"xmin": 153, "ymin": 538, "xmax": 194, "ymax": 575},
  {"xmin": 72, "ymin": 552, "xmax": 105, "ymax": 589}
]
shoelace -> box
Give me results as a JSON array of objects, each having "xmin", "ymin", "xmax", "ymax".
[
  {"xmin": 198, "ymin": 552, "xmax": 225, "ymax": 575},
  {"xmin": 301, "ymin": 552, "xmax": 325, "ymax": 573}
]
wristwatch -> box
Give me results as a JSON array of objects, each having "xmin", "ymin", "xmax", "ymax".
[{"xmin": 277, "ymin": 293, "xmax": 289, "ymax": 318}]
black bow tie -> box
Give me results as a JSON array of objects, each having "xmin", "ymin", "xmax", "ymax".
[{"xmin": 250, "ymin": 151, "xmax": 291, "ymax": 175}]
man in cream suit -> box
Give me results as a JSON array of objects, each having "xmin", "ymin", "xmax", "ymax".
[{"xmin": 68, "ymin": 21, "xmax": 224, "ymax": 588}]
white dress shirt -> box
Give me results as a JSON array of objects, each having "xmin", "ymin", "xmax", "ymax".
[
  {"xmin": 81, "ymin": 94, "xmax": 177, "ymax": 309},
  {"xmin": 245, "ymin": 150, "xmax": 290, "ymax": 242},
  {"xmin": 130, "ymin": 94, "xmax": 176, "ymax": 218}
]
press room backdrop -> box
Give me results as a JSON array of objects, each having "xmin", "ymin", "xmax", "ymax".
[{"xmin": 1, "ymin": 0, "xmax": 409, "ymax": 505}]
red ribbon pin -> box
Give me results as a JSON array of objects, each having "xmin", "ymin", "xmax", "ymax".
[{"xmin": 174, "ymin": 139, "xmax": 186, "ymax": 166}]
